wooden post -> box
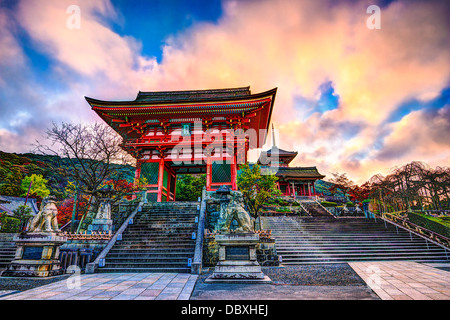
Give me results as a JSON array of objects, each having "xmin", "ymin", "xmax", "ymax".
[
  {"xmin": 206, "ymin": 149, "xmax": 212, "ymax": 191},
  {"xmin": 133, "ymin": 160, "xmax": 142, "ymax": 200},
  {"xmin": 134, "ymin": 160, "xmax": 142, "ymax": 187},
  {"xmin": 231, "ymin": 154, "xmax": 237, "ymax": 190},
  {"xmin": 313, "ymin": 183, "xmax": 316, "ymax": 196},
  {"xmin": 166, "ymin": 168, "xmax": 171, "ymax": 201},
  {"xmin": 157, "ymin": 157, "xmax": 165, "ymax": 202},
  {"xmin": 173, "ymin": 174, "xmax": 177, "ymax": 201}
]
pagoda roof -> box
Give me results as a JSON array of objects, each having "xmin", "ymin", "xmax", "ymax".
[
  {"xmin": 276, "ymin": 167, "xmax": 326, "ymax": 180},
  {"xmin": 257, "ymin": 146, "xmax": 298, "ymax": 165}
]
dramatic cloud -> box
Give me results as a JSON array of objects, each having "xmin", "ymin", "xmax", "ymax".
[{"xmin": 0, "ymin": 0, "xmax": 449, "ymax": 184}]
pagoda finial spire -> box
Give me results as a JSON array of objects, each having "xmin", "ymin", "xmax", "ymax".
[{"xmin": 272, "ymin": 123, "xmax": 277, "ymax": 147}]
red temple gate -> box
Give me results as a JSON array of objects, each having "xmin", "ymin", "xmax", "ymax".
[{"xmin": 86, "ymin": 86, "xmax": 277, "ymax": 201}]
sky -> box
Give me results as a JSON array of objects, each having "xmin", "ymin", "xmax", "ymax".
[{"xmin": 0, "ymin": 0, "xmax": 449, "ymax": 184}]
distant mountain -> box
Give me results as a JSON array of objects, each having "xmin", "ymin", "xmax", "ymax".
[
  {"xmin": 0, "ymin": 151, "xmax": 135, "ymax": 199},
  {"xmin": 315, "ymin": 179, "xmax": 345, "ymax": 197}
]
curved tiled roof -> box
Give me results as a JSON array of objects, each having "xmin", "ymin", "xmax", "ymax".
[
  {"xmin": 0, "ymin": 196, "xmax": 39, "ymax": 216},
  {"xmin": 135, "ymin": 86, "xmax": 251, "ymax": 102}
]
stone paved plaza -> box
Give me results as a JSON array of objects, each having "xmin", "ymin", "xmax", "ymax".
[
  {"xmin": 0, "ymin": 273, "xmax": 197, "ymax": 300},
  {"xmin": 349, "ymin": 261, "xmax": 450, "ymax": 300},
  {"xmin": 0, "ymin": 261, "xmax": 449, "ymax": 300}
]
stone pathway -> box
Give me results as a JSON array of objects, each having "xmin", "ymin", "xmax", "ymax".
[
  {"xmin": 349, "ymin": 261, "xmax": 450, "ymax": 300},
  {"xmin": 1, "ymin": 262, "xmax": 449, "ymax": 300},
  {"xmin": 0, "ymin": 273, "xmax": 198, "ymax": 300}
]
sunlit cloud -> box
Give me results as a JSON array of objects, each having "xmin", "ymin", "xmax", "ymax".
[{"xmin": 0, "ymin": 0, "xmax": 449, "ymax": 184}]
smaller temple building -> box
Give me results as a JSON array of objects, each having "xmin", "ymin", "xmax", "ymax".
[{"xmin": 257, "ymin": 126, "xmax": 325, "ymax": 197}]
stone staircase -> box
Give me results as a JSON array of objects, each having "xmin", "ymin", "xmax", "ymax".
[
  {"xmin": 300, "ymin": 201, "xmax": 334, "ymax": 217},
  {"xmin": 97, "ymin": 202, "xmax": 199, "ymax": 273},
  {"xmin": 0, "ymin": 233, "xmax": 16, "ymax": 271},
  {"xmin": 262, "ymin": 216, "xmax": 450, "ymax": 264}
]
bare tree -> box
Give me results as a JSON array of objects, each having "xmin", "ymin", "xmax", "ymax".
[
  {"xmin": 364, "ymin": 161, "xmax": 449, "ymax": 214},
  {"xmin": 33, "ymin": 122, "xmax": 135, "ymax": 231},
  {"xmin": 34, "ymin": 122, "xmax": 133, "ymax": 195}
]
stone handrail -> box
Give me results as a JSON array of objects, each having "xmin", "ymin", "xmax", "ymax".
[
  {"xmin": 85, "ymin": 200, "xmax": 143, "ymax": 273},
  {"xmin": 296, "ymin": 201, "xmax": 310, "ymax": 215},
  {"xmin": 191, "ymin": 188, "xmax": 207, "ymax": 274},
  {"xmin": 314, "ymin": 199, "xmax": 336, "ymax": 218},
  {"xmin": 375, "ymin": 211, "xmax": 450, "ymax": 250}
]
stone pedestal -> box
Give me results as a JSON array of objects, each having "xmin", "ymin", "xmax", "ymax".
[
  {"xmin": 2, "ymin": 232, "xmax": 67, "ymax": 277},
  {"xmin": 87, "ymin": 218, "xmax": 113, "ymax": 233},
  {"xmin": 206, "ymin": 233, "xmax": 271, "ymax": 283}
]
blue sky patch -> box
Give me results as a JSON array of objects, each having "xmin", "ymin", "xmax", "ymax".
[
  {"xmin": 386, "ymin": 86, "xmax": 450, "ymax": 123},
  {"xmin": 110, "ymin": 0, "xmax": 223, "ymax": 62}
]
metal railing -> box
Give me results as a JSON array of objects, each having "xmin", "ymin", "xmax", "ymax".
[
  {"xmin": 373, "ymin": 211, "xmax": 450, "ymax": 250},
  {"xmin": 314, "ymin": 199, "xmax": 336, "ymax": 217},
  {"xmin": 85, "ymin": 199, "xmax": 143, "ymax": 273},
  {"xmin": 191, "ymin": 188, "xmax": 206, "ymax": 274}
]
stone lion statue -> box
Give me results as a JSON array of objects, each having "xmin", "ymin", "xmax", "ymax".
[
  {"xmin": 28, "ymin": 197, "xmax": 61, "ymax": 233},
  {"xmin": 220, "ymin": 193, "xmax": 254, "ymax": 233},
  {"xmin": 95, "ymin": 199, "xmax": 111, "ymax": 220}
]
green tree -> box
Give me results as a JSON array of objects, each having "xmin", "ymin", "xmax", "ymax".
[
  {"xmin": 328, "ymin": 172, "xmax": 355, "ymax": 200},
  {"xmin": 175, "ymin": 174, "xmax": 206, "ymax": 201},
  {"xmin": 237, "ymin": 163, "xmax": 280, "ymax": 223},
  {"xmin": 13, "ymin": 205, "xmax": 33, "ymax": 232},
  {"xmin": 21, "ymin": 174, "xmax": 50, "ymax": 198}
]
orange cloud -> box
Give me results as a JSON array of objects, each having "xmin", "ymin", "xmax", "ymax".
[{"xmin": 2, "ymin": 0, "xmax": 449, "ymax": 184}]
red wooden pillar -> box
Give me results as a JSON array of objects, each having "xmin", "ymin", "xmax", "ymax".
[
  {"xmin": 302, "ymin": 184, "xmax": 305, "ymax": 196},
  {"xmin": 173, "ymin": 174, "xmax": 177, "ymax": 201},
  {"xmin": 134, "ymin": 160, "xmax": 142, "ymax": 187},
  {"xmin": 166, "ymin": 168, "xmax": 171, "ymax": 201},
  {"xmin": 133, "ymin": 160, "xmax": 142, "ymax": 200},
  {"xmin": 231, "ymin": 154, "xmax": 237, "ymax": 191},
  {"xmin": 206, "ymin": 149, "xmax": 212, "ymax": 191},
  {"xmin": 313, "ymin": 183, "xmax": 316, "ymax": 196},
  {"xmin": 157, "ymin": 157, "xmax": 165, "ymax": 202}
]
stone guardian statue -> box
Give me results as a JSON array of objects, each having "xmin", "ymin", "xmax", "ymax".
[{"xmin": 28, "ymin": 196, "xmax": 61, "ymax": 233}]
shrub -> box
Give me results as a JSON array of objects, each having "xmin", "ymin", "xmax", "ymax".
[
  {"xmin": 275, "ymin": 207, "xmax": 291, "ymax": 212},
  {"xmin": 321, "ymin": 201, "xmax": 338, "ymax": 207},
  {"xmin": 276, "ymin": 199, "xmax": 290, "ymax": 206},
  {"xmin": 407, "ymin": 212, "xmax": 450, "ymax": 238},
  {"xmin": 0, "ymin": 213, "xmax": 21, "ymax": 233}
]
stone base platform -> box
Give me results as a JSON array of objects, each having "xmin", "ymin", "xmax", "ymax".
[
  {"xmin": 206, "ymin": 233, "xmax": 272, "ymax": 284},
  {"xmin": 2, "ymin": 232, "xmax": 67, "ymax": 278},
  {"xmin": 205, "ymin": 275, "xmax": 272, "ymax": 284}
]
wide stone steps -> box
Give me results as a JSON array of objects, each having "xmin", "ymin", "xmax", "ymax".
[
  {"xmin": 108, "ymin": 248, "xmax": 194, "ymax": 254},
  {"xmin": 0, "ymin": 234, "xmax": 16, "ymax": 270},
  {"xmin": 262, "ymin": 216, "xmax": 450, "ymax": 264},
  {"xmin": 97, "ymin": 267, "xmax": 191, "ymax": 273},
  {"xmin": 97, "ymin": 202, "xmax": 199, "ymax": 273}
]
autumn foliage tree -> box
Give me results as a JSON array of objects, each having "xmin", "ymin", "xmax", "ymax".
[
  {"xmin": 237, "ymin": 163, "xmax": 280, "ymax": 224},
  {"xmin": 328, "ymin": 172, "xmax": 355, "ymax": 200}
]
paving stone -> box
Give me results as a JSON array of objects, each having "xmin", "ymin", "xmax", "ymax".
[
  {"xmin": 111, "ymin": 294, "xmax": 139, "ymax": 300},
  {"xmin": 139, "ymin": 289, "xmax": 162, "ymax": 297}
]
